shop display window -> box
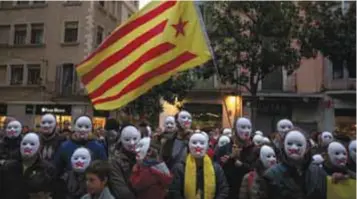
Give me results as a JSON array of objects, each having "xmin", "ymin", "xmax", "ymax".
[
  {"xmin": 0, "ymin": 116, "xmax": 6, "ymax": 130},
  {"xmin": 93, "ymin": 117, "xmax": 106, "ymax": 129}
]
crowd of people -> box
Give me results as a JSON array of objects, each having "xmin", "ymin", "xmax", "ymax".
[{"xmin": 0, "ymin": 110, "xmax": 355, "ymax": 199}]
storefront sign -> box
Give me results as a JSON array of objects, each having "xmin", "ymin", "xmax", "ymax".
[
  {"xmin": 257, "ymin": 101, "xmax": 292, "ymax": 116},
  {"xmin": 35, "ymin": 105, "xmax": 72, "ymax": 115},
  {"xmin": 25, "ymin": 105, "xmax": 34, "ymax": 114},
  {"xmin": 0, "ymin": 104, "xmax": 7, "ymax": 115}
]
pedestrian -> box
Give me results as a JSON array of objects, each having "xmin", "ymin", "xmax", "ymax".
[
  {"xmin": 239, "ymin": 145, "xmax": 277, "ymax": 199},
  {"xmin": 130, "ymin": 137, "xmax": 172, "ymax": 199},
  {"xmin": 1, "ymin": 132, "xmax": 56, "ymax": 199},
  {"xmin": 65, "ymin": 147, "xmax": 92, "ymax": 199},
  {"xmin": 258, "ymin": 128, "xmax": 327, "ymax": 199},
  {"xmin": 81, "ymin": 160, "xmax": 114, "ymax": 199},
  {"xmin": 169, "ymin": 132, "xmax": 229, "ymax": 199},
  {"xmin": 161, "ymin": 110, "xmax": 193, "ymax": 169},
  {"xmin": 109, "ymin": 124, "xmax": 141, "ymax": 199},
  {"xmin": 0, "ymin": 119, "xmax": 23, "ymax": 163}
]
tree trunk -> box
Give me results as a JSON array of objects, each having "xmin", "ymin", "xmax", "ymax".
[
  {"xmin": 250, "ymin": 83, "xmax": 258, "ymax": 127},
  {"xmin": 250, "ymin": 93, "xmax": 258, "ymax": 127}
]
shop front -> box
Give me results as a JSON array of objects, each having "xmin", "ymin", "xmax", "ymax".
[
  {"xmin": 0, "ymin": 104, "xmax": 7, "ymax": 129},
  {"xmin": 93, "ymin": 109, "xmax": 109, "ymax": 129},
  {"xmin": 183, "ymin": 103, "xmax": 223, "ymax": 130},
  {"xmin": 26, "ymin": 104, "xmax": 72, "ymax": 130}
]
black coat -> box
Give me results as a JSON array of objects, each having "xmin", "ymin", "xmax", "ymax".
[
  {"xmin": 0, "ymin": 136, "xmax": 22, "ymax": 162},
  {"xmin": 169, "ymin": 160, "xmax": 229, "ymax": 199},
  {"xmin": 0, "ymin": 157, "xmax": 56, "ymax": 199}
]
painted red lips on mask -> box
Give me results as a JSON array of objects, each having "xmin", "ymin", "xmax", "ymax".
[
  {"xmin": 75, "ymin": 161, "xmax": 84, "ymax": 168},
  {"xmin": 24, "ymin": 148, "xmax": 32, "ymax": 154},
  {"xmin": 194, "ymin": 147, "xmax": 203, "ymax": 153},
  {"xmin": 288, "ymin": 148, "xmax": 299, "ymax": 155},
  {"xmin": 8, "ymin": 131, "xmax": 16, "ymax": 136}
]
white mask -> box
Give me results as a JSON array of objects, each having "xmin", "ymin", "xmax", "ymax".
[
  {"xmin": 71, "ymin": 147, "xmax": 92, "ymax": 173},
  {"xmin": 253, "ymin": 134, "xmax": 264, "ymax": 146},
  {"xmin": 235, "ymin": 117, "xmax": 252, "ymax": 140},
  {"xmin": 222, "ymin": 128, "xmax": 232, "ymax": 137},
  {"xmin": 255, "ymin": 131, "xmax": 263, "ymax": 136},
  {"xmin": 189, "ymin": 133, "xmax": 208, "ymax": 158},
  {"xmin": 263, "ymin": 137, "xmax": 271, "ymax": 144},
  {"xmin": 5, "ymin": 120, "xmax": 22, "ymax": 138},
  {"xmin": 135, "ymin": 137, "xmax": 150, "ymax": 160},
  {"xmin": 277, "ymin": 119, "xmax": 293, "ymax": 136},
  {"xmin": 328, "ymin": 142, "xmax": 347, "ymax": 167},
  {"xmin": 260, "ymin": 145, "xmax": 277, "ymax": 168},
  {"xmin": 321, "ymin": 131, "xmax": 333, "ymax": 146},
  {"xmin": 177, "ymin": 111, "xmax": 192, "ymax": 130},
  {"xmin": 40, "ymin": 114, "xmax": 56, "ymax": 134},
  {"xmin": 120, "ymin": 126, "xmax": 141, "ymax": 152},
  {"xmin": 74, "ymin": 116, "xmax": 92, "ymax": 140},
  {"xmin": 284, "ymin": 130, "xmax": 307, "ymax": 160},
  {"xmin": 348, "ymin": 140, "xmax": 356, "ymax": 163},
  {"xmin": 20, "ymin": 133, "xmax": 40, "ymax": 158},
  {"xmin": 312, "ymin": 154, "xmax": 324, "ymax": 165},
  {"xmin": 164, "ymin": 116, "xmax": 176, "ymax": 133},
  {"xmin": 218, "ymin": 135, "xmax": 230, "ymax": 147}
]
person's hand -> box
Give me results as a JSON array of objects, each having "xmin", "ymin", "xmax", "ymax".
[
  {"xmin": 231, "ymin": 144, "xmax": 241, "ymax": 159},
  {"xmin": 234, "ymin": 160, "xmax": 243, "ymax": 167},
  {"xmin": 220, "ymin": 155, "xmax": 230, "ymax": 164},
  {"xmin": 332, "ymin": 172, "xmax": 348, "ymax": 184}
]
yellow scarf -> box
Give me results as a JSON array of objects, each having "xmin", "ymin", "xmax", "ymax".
[{"xmin": 184, "ymin": 154, "xmax": 216, "ymax": 199}]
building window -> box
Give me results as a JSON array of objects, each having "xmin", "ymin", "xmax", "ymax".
[
  {"xmin": 64, "ymin": 21, "xmax": 78, "ymax": 43},
  {"xmin": 127, "ymin": 12, "xmax": 132, "ymax": 19},
  {"xmin": 30, "ymin": 23, "xmax": 44, "ymax": 44},
  {"xmin": 0, "ymin": 25, "xmax": 10, "ymax": 45},
  {"xmin": 332, "ymin": 60, "xmax": 344, "ymax": 79},
  {"xmin": 10, "ymin": 64, "xmax": 24, "ymax": 85},
  {"xmin": 99, "ymin": 1, "xmax": 104, "ymax": 7},
  {"xmin": 0, "ymin": 65, "xmax": 7, "ymax": 85},
  {"xmin": 96, "ymin": 26, "xmax": 104, "ymax": 47},
  {"xmin": 27, "ymin": 64, "xmax": 41, "ymax": 85},
  {"xmin": 16, "ymin": 1, "xmax": 30, "ymax": 6},
  {"xmin": 13, "ymin": 24, "xmax": 27, "ymax": 45}
]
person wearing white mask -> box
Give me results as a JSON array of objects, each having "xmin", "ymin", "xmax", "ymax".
[
  {"xmin": 161, "ymin": 110, "xmax": 193, "ymax": 169},
  {"xmin": 322, "ymin": 141, "xmax": 349, "ymax": 179},
  {"xmin": 109, "ymin": 124, "xmax": 141, "ymax": 199},
  {"xmin": 259, "ymin": 129, "xmax": 327, "ymax": 199},
  {"xmin": 2, "ymin": 132, "xmax": 56, "ymax": 199},
  {"xmin": 217, "ymin": 117, "xmax": 256, "ymax": 199},
  {"xmin": 169, "ymin": 132, "xmax": 229, "ymax": 199},
  {"xmin": 55, "ymin": 115, "xmax": 107, "ymax": 175},
  {"xmin": 65, "ymin": 147, "xmax": 92, "ymax": 199},
  {"xmin": 0, "ymin": 119, "xmax": 23, "ymax": 163},
  {"xmin": 252, "ymin": 134, "xmax": 264, "ymax": 146},
  {"xmin": 239, "ymin": 145, "xmax": 277, "ymax": 199},
  {"xmin": 39, "ymin": 113, "xmax": 66, "ymax": 162},
  {"xmin": 130, "ymin": 137, "xmax": 172, "ymax": 199},
  {"xmin": 222, "ymin": 128, "xmax": 233, "ymax": 137}
]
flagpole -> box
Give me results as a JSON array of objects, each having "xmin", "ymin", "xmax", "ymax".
[{"xmin": 194, "ymin": 1, "xmax": 233, "ymax": 129}]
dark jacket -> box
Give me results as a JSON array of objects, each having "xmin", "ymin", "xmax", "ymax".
[
  {"xmin": 259, "ymin": 163, "xmax": 327, "ymax": 199},
  {"xmin": 161, "ymin": 131, "xmax": 190, "ymax": 170},
  {"xmin": 0, "ymin": 136, "xmax": 22, "ymax": 162},
  {"xmin": 40, "ymin": 132, "xmax": 66, "ymax": 162},
  {"xmin": 108, "ymin": 147, "xmax": 137, "ymax": 199},
  {"xmin": 130, "ymin": 163, "xmax": 173, "ymax": 199},
  {"xmin": 216, "ymin": 140, "xmax": 256, "ymax": 199},
  {"xmin": 0, "ymin": 157, "xmax": 56, "ymax": 199},
  {"xmin": 64, "ymin": 170, "xmax": 87, "ymax": 199},
  {"xmin": 169, "ymin": 160, "xmax": 229, "ymax": 199}
]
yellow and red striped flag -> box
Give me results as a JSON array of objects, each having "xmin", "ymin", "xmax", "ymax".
[{"xmin": 76, "ymin": 1, "xmax": 212, "ymax": 110}]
